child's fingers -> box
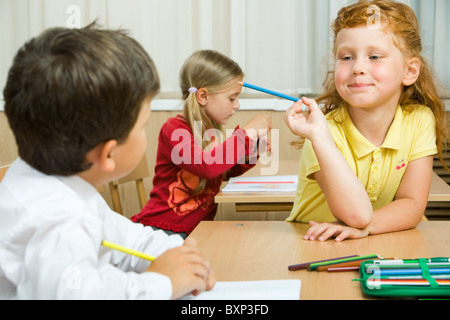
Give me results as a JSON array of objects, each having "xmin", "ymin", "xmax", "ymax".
[
  {"xmin": 317, "ymin": 225, "xmax": 341, "ymax": 242},
  {"xmin": 304, "ymin": 221, "xmax": 342, "ymax": 241},
  {"xmin": 301, "ymin": 96, "xmax": 320, "ymax": 113},
  {"xmin": 188, "ymin": 260, "xmax": 216, "ymax": 296},
  {"xmin": 289, "ymin": 101, "xmax": 304, "ymax": 115},
  {"xmin": 183, "ymin": 237, "xmax": 197, "ymax": 247},
  {"xmin": 304, "ymin": 221, "xmax": 327, "ymax": 241},
  {"xmin": 335, "ymin": 229, "xmax": 352, "ymax": 242},
  {"xmin": 184, "ymin": 250, "xmax": 213, "ymax": 275},
  {"xmin": 284, "ymin": 101, "xmax": 302, "ymax": 120},
  {"xmin": 181, "ymin": 243, "xmax": 215, "ymax": 279},
  {"xmin": 191, "ymin": 260, "xmax": 212, "ymax": 280},
  {"xmin": 206, "ymin": 269, "xmax": 216, "ymax": 291},
  {"xmin": 172, "ymin": 252, "xmax": 213, "ymax": 297},
  {"xmin": 189, "ymin": 274, "xmax": 208, "ymax": 297},
  {"xmin": 191, "ymin": 270, "xmax": 216, "ymax": 296},
  {"xmin": 178, "ymin": 241, "xmax": 201, "ymax": 258},
  {"xmin": 263, "ymin": 114, "xmax": 273, "ymax": 131},
  {"xmin": 175, "ymin": 239, "xmax": 215, "ymax": 279},
  {"xmin": 284, "ymin": 105, "xmax": 306, "ymax": 130},
  {"xmin": 305, "ymin": 222, "xmax": 364, "ymax": 242}
]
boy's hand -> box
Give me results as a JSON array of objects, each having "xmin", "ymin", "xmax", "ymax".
[
  {"xmin": 146, "ymin": 237, "xmax": 215, "ymax": 300},
  {"xmin": 304, "ymin": 221, "xmax": 369, "ymax": 242}
]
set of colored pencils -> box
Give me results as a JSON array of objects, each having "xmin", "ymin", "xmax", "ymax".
[
  {"xmin": 363, "ymin": 258, "xmax": 450, "ymax": 287},
  {"xmin": 289, "ymin": 254, "xmax": 381, "ymax": 272}
]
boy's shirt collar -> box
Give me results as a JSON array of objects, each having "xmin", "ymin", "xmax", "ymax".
[{"xmin": 59, "ymin": 174, "xmax": 100, "ymax": 214}]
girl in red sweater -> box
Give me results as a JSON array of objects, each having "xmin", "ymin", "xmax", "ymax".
[{"xmin": 132, "ymin": 50, "xmax": 272, "ymax": 238}]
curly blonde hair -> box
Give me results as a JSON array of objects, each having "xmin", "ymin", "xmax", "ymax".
[{"xmin": 295, "ymin": 0, "xmax": 448, "ymax": 170}]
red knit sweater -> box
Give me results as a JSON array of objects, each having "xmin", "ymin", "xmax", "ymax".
[{"xmin": 131, "ymin": 115, "xmax": 257, "ymax": 234}]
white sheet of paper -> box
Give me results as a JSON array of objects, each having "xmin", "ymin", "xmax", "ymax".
[
  {"xmin": 221, "ymin": 175, "xmax": 298, "ymax": 192},
  {"xmin": 181, "ymin": 280, "xmax": 301, "ymax": 300}
]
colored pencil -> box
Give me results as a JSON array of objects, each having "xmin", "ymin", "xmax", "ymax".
[
  {"xmin": 320, "ymin": 257, "xmax": 398, "ymax": 272},
  {"xmin": 372, "ymin": 268, "xmax": 450, "ymax": 276},
  {"xmin": 309, "ymin": 254, "xmax": 381, "ymax": 271},
  {"xmin": 382, "ymin": 275, "xmax": 450, "ymax": 280},
  {"xmin": 371, "ymin": 258, "xmax": 450, "ymax": 265},
  {"xmin": 365, "ymin": 262, "xmax": 450, "ymax": 270},
  {"xmin": 327, "ymin": 267, "xmax": 360, "ymax": 272},
  {"xmin": 102, "ymin": 240, "xmax": 156, "ymax": 261},
  {"xmin": 237, "ymin": 81, "xmax": 300, "ymax": 102},
  {"xmin": 288, "ymin": 255, "xmax": 359, "ymax": 271},
  {"xmin": 367, "ymin": 279, "xmax": 450, "ymax": 286},
  {"xmin": 316, "ymin": 258, "xmax": 374, "ymax": 272}
]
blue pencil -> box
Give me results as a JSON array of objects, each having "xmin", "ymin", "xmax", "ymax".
[
  {"xmin": 237, "ymin": 81, "xmax": 300, "ymax": 102},
  {"xmin": 373, "ymin": 268, "xmax": 450, "ymax": 276}
]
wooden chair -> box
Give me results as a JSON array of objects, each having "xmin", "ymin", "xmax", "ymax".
[
  {"xmin": 0, "ymin": 164, "xmax": 11, "ymax": 182},
  {"xmin": 109, "ymin": 155, "xmax": 150, "ymax": 215}
]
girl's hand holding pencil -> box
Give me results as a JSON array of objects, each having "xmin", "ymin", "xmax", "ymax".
[
  {"xmin": 284, "ymin": 97, "xmax": 330, "ymax": 142},
  {"xmin": 242, "ymin": 114, "xmax": 272, "ymax": 141}
]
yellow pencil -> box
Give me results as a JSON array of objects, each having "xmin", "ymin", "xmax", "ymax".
[{"xmin": 102, "ymin": 240, "xmax": 156, "ymax": 261}]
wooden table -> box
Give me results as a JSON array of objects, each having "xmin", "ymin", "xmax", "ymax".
[
  {"xmin": 215, "ymin": 170, "xmax": 450, "ymax": 212},
  {"xmin": 188, "ymin": 221, "xmax": 450, "ymax": 300},
  {"xmin": 430, "ymin": 171, "xmax": 450, "ymax": 202}
]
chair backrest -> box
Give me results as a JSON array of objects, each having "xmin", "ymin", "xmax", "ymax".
[
  {"xmin": 0, "ymin": 164, "xmax": 11, "ymax": 182},
  {"xmin": 109, "ymin": 155, "xmax": 150, "ymax": 215}
]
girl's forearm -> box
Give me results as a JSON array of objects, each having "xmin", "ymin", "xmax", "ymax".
[
  {"xmin": 367, "ymin": 199, "xmax": 424, "ymax": 235},
  {"xmin": 367, "ymin": 158, "xmax": 432, "ymax": 235},
  {"xmin": 284, "ymin": 98, "xmax": 372, "ymax": 228},
  {"xmin": 312, "ymin": 135, "xmax": 373, "ymax": 228}
]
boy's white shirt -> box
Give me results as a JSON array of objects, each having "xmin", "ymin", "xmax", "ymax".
[{"xmin": 0, "ymin": 158, "xmax": 183, "ymax": 299}]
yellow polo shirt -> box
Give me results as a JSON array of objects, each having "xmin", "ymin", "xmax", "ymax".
[{"xmin": 286, "ymin": 105, "xmax": 437, "ymax": 223}]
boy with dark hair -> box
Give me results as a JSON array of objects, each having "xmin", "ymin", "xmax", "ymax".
[{"xmin": 0, "ymin": 24, "xmax": 215, "ymax": 299}]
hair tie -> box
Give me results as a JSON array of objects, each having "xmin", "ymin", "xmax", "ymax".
[{"xmin": 188, "ymin": 87, "xmax": 198, "ymax": 94}]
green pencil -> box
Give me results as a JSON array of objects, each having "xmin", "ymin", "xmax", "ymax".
[{"xmin": 309, "ymin": 254, "xmax": 381, "ymax": 271}]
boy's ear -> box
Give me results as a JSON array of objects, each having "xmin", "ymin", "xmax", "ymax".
[
  {"xmin": 197, "ymin": 88, "xmax": 209, "ymax": 107},
  {"xmin": 403, "ymin": 57, "xmax": 420, "ymax": 86},
  {"xmin": 98, "ymin": 139, "xmax": 118, "ymax": 172}
]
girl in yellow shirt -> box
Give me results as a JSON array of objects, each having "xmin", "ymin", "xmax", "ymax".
[{"xmin": 284, "ymin": 0, "xmax": 447, "ymax": 241}]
